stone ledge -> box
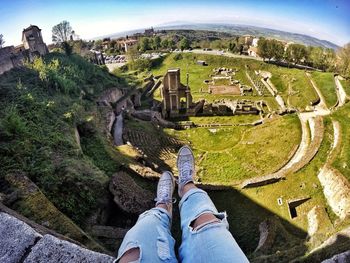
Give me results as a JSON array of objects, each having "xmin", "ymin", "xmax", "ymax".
[
  {"xmin": 0, "ymin": 212, "xmax": 42, "ymax": 263},
  {"xmin": 0, "ymin": 212, "xmax": 116, "ymax": 263},
  {"xmin": 24, "ymin": 235, "xmax": 115, "ymax": 263}
]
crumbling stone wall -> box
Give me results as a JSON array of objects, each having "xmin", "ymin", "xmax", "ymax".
[{"xmin": 0, "ymin": 212, "xmax": 115, "ymax": 263}]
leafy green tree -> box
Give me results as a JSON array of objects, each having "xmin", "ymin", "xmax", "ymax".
[
  {"xmin": 153, "ymin": 36, "xmax": 161, "ymax": 50},
  {"xmin": 337, "ymin": 43, "xmax": 350, "ymax": 77},
  {"xmin": 52, "ymin": 21, "xmax": 73, "ymax": 43},
  {"xmin": 139, "ymin": 37, "xmax": 150, "ymax": 52},
  {"xmin": 161, "ymin": 39, "xmax": 169, "ymax": 49},
  {"xmin": 323, "ymin": 48, "xmax": 336, "ymax": 71},
  {"xmin": 179, "ymin": 37, "xmax": 190, "ymax": 51},
  {"xmin": 93, "ymin": 39, "xmax": 103, "ymax": 51},
  {"xmin": 62, "ymin": 41, "xmax": 73, "ymax": 56},
  {"xmin": 130, "ymin": 58, "xmax": 151, "ymax": 71},
  {"xmin": 168, "ymin": 39, "xmax": 176, "ymax": 49},
  {"xmin": 0, "ymin": 34, "xmax": 4, "ymax": 48},
  {"xmin": 229, "ymin": 37, "xmax": 244, "ymax": 54},
  {"xmin": 285, "ymin": 44, "xmax": 307, "ymax": 65},
  {"xmin": 271, "ymin": 39, "xmax": 285, "ymax": 61},
  {"xmin": 257, "ymin": 38, "xmax": 271, "ymax": 61},
  {"xmin": 308, "ymin": 46, "xmax": 324, "ymax": 69}
]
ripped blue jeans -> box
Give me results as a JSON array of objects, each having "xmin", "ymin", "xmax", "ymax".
[{"xmin": 116, "ymin": 188, "xmax": 249, "ymax": 262}]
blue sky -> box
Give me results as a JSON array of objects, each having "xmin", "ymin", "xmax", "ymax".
[{"xmin": 0, "ymin": 0, "xmax": 349, "ymax": 46}]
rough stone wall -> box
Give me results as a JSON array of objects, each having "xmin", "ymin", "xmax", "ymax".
[
  {"xmin": 0, "ymin": 212, "xmax": 116, "ymax": 263},
  {"xmin": 318, "ymin": 166, "xmax": 350, "ymax": 219},
  {"xmin": 0, "ymin": 56, "xmax": 15, "ymax": 75}
]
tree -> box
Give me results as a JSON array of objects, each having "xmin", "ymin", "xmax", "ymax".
[
  {"xmin": 337, "ymin": 43, "xmax": 350, "ymax": 78},
  {"xmin": 139, "ymin": 37, "xmax": 150, "ymax": 52},
  {"xmin": 285, "ymin": 44, "xmax": 307, "ymax": 65},
  {"xmin": 179, "ymin": 37, "xmax": 190, "ymax": 51},
  {"xmin": 153, "ymin": 36, "xmax": 161, "ymax": 50},
  {"xmin": 61, "ymin": 41, "xmax": 73, "ymax": 56},
  {"xmin": 308, "ymin": 46, "xmax": 324, "ymax": 69},
  {"xmin": 168, "ymin": 39, "xmax": 176, "ymax": 50},
  {"xmin": 0, "ymin": 34, "xmax": 4, "ymax": 48},
  {"xmin": 93, "ymin": 39, "xmax": 103, "ymax": 51},
  {"xmin": 52, "ymin": 21, "xmax": 73, "ymax": 43},
  {"xmin": 271, "ymin": 39, "xmax": 285, "ymax": 62},
  {"xmin": 257, "ymin": 38, "xmax": 271, "ymax": 61},
  {"xmin": 161, "ymin": 39, "xmax": 169, "ymax": 49}
]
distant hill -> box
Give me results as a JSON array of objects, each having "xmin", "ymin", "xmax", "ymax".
[
  {"xmin": 96, "ymin": 22, "xmax": 339, "ymax": 50},
  {"xmin": 157, "ymin": 23, "xmax": 339, "ymax": 50}
]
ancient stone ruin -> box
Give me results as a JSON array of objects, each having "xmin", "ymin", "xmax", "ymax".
[
  {"xmin": 161, "ymin": 68, "xmax": 194, "ymax": 118},
  {"xmin": 160, "ymin": 68, "xmax": 263, "ymax": 119},
  {"xmin": 0, "ymin": 25, "xmax": 48, "ymax": 75}
]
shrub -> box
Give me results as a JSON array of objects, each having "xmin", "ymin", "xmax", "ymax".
[{"xmin": 173, "ymin": 53, "xmax": 183, "ymax": 61}]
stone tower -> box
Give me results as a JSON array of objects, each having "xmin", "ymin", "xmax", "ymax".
[
  {"xmin": 161, "ymin": 68, "xmax": 193, "ymax": 118},
  {"xmin": 22, "ymin": 25, "xmax": 48, "ymax": 57}
]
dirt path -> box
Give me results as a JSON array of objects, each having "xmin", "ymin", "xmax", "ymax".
[
  {"xmin": 113, "ymin": 114, "xmax": 124, "ymax": 146},
  {"xmin": 334, "ymin": 75, "xmax": 347, "ymax": 107}
]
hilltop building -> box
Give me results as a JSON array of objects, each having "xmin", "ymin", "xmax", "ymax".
[
  {"xmin": 22, "ymin": 25, "xmax": 49, "ymax": 58},
  {"xmin": 0, "ymin": 25, "xmax": 48, "ymax": 75},
  {"xmin": 144, "ymin": 27, "xmax": 155, "ymax": 36}
]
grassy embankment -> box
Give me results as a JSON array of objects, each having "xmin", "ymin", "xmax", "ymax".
[
  {"xmin": 165, "ymin": 114, "xmax": 301, "ymax": 184},
  {"xmin": 311, "ymin": 72, "xmax": 338, "ymax": 108},
  {"xmin": 0, "ymin": 53, "xmax": 135, "ymax": 232},
  {"xmin": 332, "ymin": 103, "xmax": 350, "ymax": 182},
  {"xmin": 339, "ymin": 78, "xmax": 350, "ymax": 96}
]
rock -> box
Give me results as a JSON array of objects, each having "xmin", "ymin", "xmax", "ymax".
[
  {"xmin": 0, "ymin": 212, "xmax": 42, "ymax": 263},
  {"xmin": 322, "ymin": 250, "xmax": 350, "ymax": 263},
  {"xmin": 128, "ymin": 163, "xmax": 160, "ymax": 180},
  {"xmin": 318, "ymin": 166, "xmax": 350, "ymax": 219},
  {"xmin": 109, "ymin": 171, "xmax": 154, "ymax": 214},
  {"xmin": 23, "ymin": 235, "xmax": 115, "ymax": 263},
  {"xmin": 254, "ymin": 218, "xmax": 277, "ymax": 253},
  {"xmin": 91, "ymin": 225, "xmax": 129, "ymax": 239},
  {"xmin": 97, "ymin": 88, "xmax": 123, "ymax": 105}
]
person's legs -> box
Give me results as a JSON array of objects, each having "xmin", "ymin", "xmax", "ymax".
[
  {"xmin": 117, "ymin": 172, "xmax": 178, "ymax": 263},
  {"xmin": 177, "ymin": 146, "xmax": 249, "ymax": 263}
]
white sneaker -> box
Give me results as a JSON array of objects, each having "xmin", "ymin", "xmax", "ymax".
[
  {"xmin": 155, "ymin": 171, "xmax": 175, "ymax": 206},
  {"xmin": 177, "ymin": 145, "xmax": 195, "ymax": 196}
]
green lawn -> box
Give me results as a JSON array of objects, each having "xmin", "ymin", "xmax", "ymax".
[
  {"xmin": 149, "ymin": 53, "xmax": 318, "ymax": 111},
  {"xmin": 332, "ymin": 103, "xmax": 350, "ymax": 182},
  {"xmin": 187, "ymin": 115, "xmax": 261, "ymax": 125},
  {"xmin": 340, "ymin": 79, "xmax": 350, "ymax": 96},
  {"xmin": 244, "ymin": 117, "xmax": 335, "ymax": 236},
  {"xmin": 311, "ymin": 72, "xmax": 338, "ymax": 108},
  {"xmin": 166, "ymin": 114, "xmax": 301, "ymax": 183}
]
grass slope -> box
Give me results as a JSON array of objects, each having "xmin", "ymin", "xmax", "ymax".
[
  {"xmin": 166, "ymin": 114, "xmax": 301, "ymax": 183},
  {"xmin": 0, "ymin": 53, "xmax": 128, "ymax": 227},
  {"xmin": 311, "ymin": 72, "xmax": 338, "ymax": 108}
]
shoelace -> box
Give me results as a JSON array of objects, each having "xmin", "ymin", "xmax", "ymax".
[
  {"xmin": 154, "ymin": 179, "xmax": 176, "ymax": 204},
  {"xmin": 179, "ymin": 161, "xmax": 192, "ymax": 185}
]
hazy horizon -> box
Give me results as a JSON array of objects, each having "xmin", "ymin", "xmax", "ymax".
[{"xmin": 1, "ymin": 0, "xmax": 349, "ymax": 47}]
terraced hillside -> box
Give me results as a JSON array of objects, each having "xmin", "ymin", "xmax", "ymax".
[{"xmin": 1, "ymin": 51, "xmax": 350, "ymax": 263}]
